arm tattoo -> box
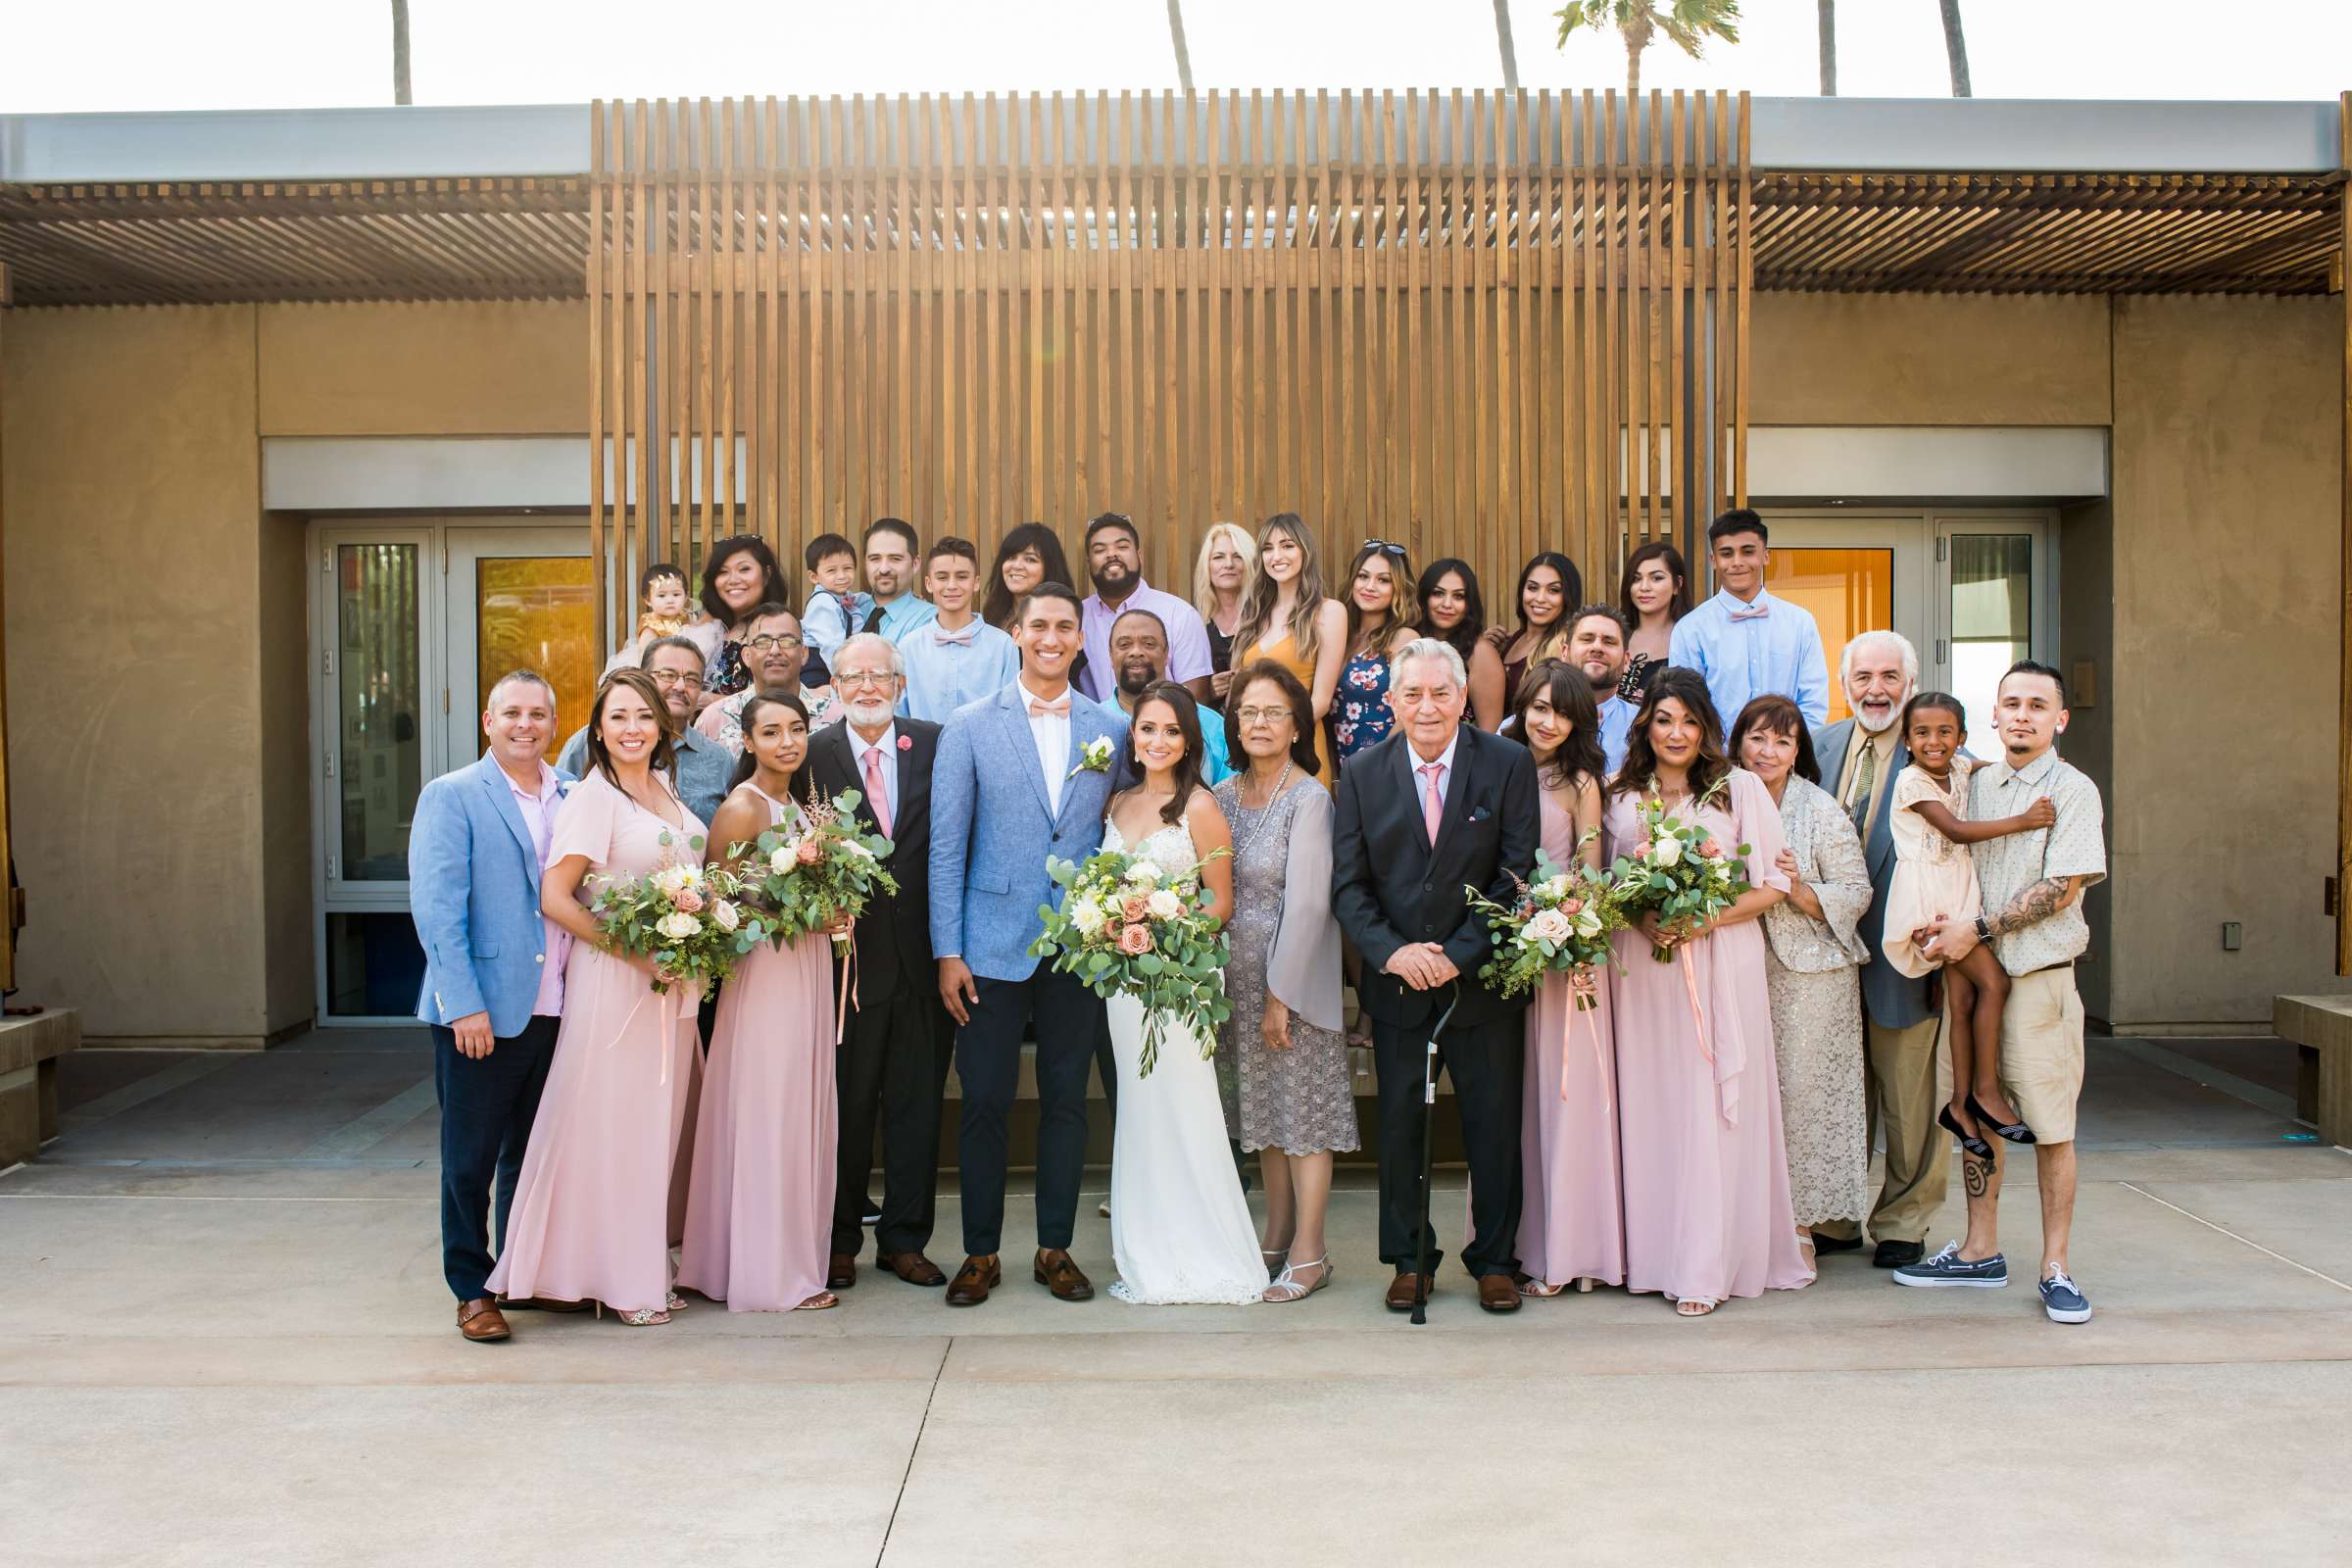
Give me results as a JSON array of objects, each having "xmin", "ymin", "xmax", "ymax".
[{"xmin": 1986, "ymin": 876, "xmax": 2072, "ymax": 938}]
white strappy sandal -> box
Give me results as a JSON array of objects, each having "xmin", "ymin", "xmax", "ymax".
[{"xmin": 1262, "ymin": 1257, "xmax": 1332, "ymax": 1303}]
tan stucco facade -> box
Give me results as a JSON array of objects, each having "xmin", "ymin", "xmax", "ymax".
[{"xmin": 2, "ymin": 291, "xmax": 2343, "ymax": 1039}]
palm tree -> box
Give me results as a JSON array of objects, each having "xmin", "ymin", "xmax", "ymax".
[
  {"xmin": 1494, "ymin": 0, "xmax": 1522, "ymax": 88},
  {"xmin": 1817, "ymin": 0, "xmax": 1837, "ymax": 95},
  {"xmin": 391, "ymin": 0, "xmax": 412, "ymax": 105},
  {"xmin": 1938, "ymin": 0, "xmax": 1973, "ymax": 97},
  {"xmin": 1166, "ymin": 0, "xmax": 1195, "ymax": 94},
  {"xmin": 1553, "ymin": 1, "xmax": 1741, "ymax": 98}
]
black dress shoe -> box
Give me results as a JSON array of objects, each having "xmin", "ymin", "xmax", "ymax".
[
  {"xmin": 1873, "ymin": 1239, "xmax": 1926, "ymax": 1269},
  {"xmin": 1811, "ymin": 1233, "xmax": 1865, "ymax": 1256}
]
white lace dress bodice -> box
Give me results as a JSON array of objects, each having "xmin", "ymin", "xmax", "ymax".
[{"xmin": 1101, "ymin": 808, "xmax": 1264, "ymax": 1305}]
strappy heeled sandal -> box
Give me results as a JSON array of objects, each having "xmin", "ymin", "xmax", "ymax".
[
  {"xmin": 612, "ymin": 1305, "xmax": 670, "ymax": 1326},
  {"xmin": 1261, "ymin": 1247, "xmax": 1290, "ymax": 1281},
  {"xmin": 1262, "ymin": 1257, "xmax": 1332, "ymax": 1303},
  {"xmin": 1516, "ymin": 1271, "xmax": 1567, "ymax": 1298},
  {"xmin": 666, "ymin": 1292, "xmax": 690, "ymax": 1312},
  {"xmin": 795, "ymin": 1291, "xmax": 840, "ymax": 1311}
]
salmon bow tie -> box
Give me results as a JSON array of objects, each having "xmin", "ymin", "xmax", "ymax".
[{"xmin": 1027, "ymin": 695, "xmax": 1071, "ymax": 717}]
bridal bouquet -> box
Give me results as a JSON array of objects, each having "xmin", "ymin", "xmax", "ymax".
[
  {"xmin": 740, "ymin": 788, "xmax": 898, "ymax": 945},
  {"xmin": 1463, "ymin": 839, "xmax": 1625, "ymax": 1008},
  {"xmin": 1030, "ymin": 848, "xmax": 1231, "ymax": 1077},
  {"xmin": 1608, "ymin": 781, "xmax": 1752, "ymax": 961},
  {"xmin": 586, "ymin": 835, "xmax": 767, "ymax": 995}
]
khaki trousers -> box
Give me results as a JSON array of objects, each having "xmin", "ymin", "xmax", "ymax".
[{"xmin": 1816, "ymin": 1012, "xmax": 1946, "ymax": 1245}]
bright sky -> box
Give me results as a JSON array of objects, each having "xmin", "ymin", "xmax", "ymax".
[{"xmin": 5, "ymin": 0, "xmax": 2347, "ymax": 113}]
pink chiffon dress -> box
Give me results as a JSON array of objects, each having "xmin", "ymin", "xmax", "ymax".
[
  {"xmin": 1517, "ymin": 785, "xmax": 1627, "ymax": 1291},
  {"xmin": 676, "ymin": 784, "xmax": 839, "ymax": 1311},
  {"xmin": 1605, "ymin": 767, "xmax": 1815, "ymax": 1306},
  {"xmin": 487, "ymin": 771, "xmax": 706, "ymax": 1315}
]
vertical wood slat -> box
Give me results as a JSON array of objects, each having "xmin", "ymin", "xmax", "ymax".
[
  {"xmin": 581, "ymin": 91, "xmax": 1750, "ymax": 656},
  {"xmin": 2336, "ymin": 89, "xmax": 2351, "ymax": 976}
]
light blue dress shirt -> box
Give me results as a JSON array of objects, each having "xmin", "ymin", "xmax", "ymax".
[
  {"xmin": 802, "ymin": 587, "xmax": 873, "ymax": 666},
  {"xmin": 899, "ymin": 616, "xmax": 1023, "ymax": 723},
  {"xmin": 1667, "ymin": 587, "xmax": 1830, "ymax": 729},
  {"xmin": 867, "ymin": 592, "xmax": 940, "ymax": 645},
  {"xmin": 1595, "ymin": 693, "xmax": 1635, "ymax": 780}
]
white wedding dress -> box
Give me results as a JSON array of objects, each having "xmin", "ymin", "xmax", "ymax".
[{"xmin": 1102, "ymin": 815, "xmax": 1266, "ymax": 1306}]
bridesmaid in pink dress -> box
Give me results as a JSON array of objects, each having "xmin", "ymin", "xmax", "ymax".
[
  {"xmin": 1510, "ymin": 662, "xmax": 1626, "ymax": 1295},
  {"xmin": 677, "ymin": 690, "xmax": 842, "ymax": 1312},
  {"xmin": 490, "ymin": 668, "xmax": 706, "ymax": 1325},
  {"xmin": 1605, "ymin": 668, "xmax": 1814, "ymax": 1317}
]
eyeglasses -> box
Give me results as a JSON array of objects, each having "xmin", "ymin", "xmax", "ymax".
[
  {"xmin": 834, "ymin": 669, "xmax": 899, "ymax": 689},
  {"xmin": 745, "ymin": 633, "xmax": 804, "ymax": 654},
  {"xmin": 1233, "ymin": 707, "xmax": 1294, "ymax": 725},
  {"xmin": 647, "ymin": 669, "xmax": 706, "ymax": 691},
  {"xmin": 1360, "ymin": 539, "xmax": 1409, "ymax": 560}
]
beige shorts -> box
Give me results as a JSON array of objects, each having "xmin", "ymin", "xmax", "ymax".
[{"xmin": 1997, "ymin": 965, "xmax": 2085, "ymax": 1144}]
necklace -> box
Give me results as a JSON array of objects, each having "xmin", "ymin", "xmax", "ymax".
[{"xmin": 1233, "ymin": 762, "xmax": 1295, "ymax": 859}]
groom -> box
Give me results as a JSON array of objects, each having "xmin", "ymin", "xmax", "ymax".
[
  {"xmin": 930, "ymin": 581, "xmax": 1128, "ymax": 1306},
  {"xmin": 1332, "ymin": 638, "xmax": 1539, "ymax": 1314}
]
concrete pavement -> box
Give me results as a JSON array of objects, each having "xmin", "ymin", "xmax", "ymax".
[{"xmin": 4, "ymin": 1031, "xmax": 2348, "ymax": 1565}]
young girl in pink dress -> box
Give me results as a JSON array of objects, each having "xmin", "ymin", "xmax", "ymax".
[
  {"xmin": 489, "ymin": 668, "xmax": 706, "ymax": 1325},
  {"xmin": 676, "ymin": 691, "xmax": 843, "ymax": 1312},
  {"xmin": 1510, "ymin": 661, "xmax": 1623, "ymax": 1296},
  {"xmin": 1605, "ymin": 668, "xmax": 1812, "ymax": 1317},
  {"xmin": 1878, "ymin": 692, "xmax": 2057, "ymax": 1153}
]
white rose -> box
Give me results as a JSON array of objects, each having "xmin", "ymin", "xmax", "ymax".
[
  {"xmin": 1525, "ymin": 908, "xmax": 1574, "ymax": 946},
  {"xmin": 1126, "ymin": 859, "xmax": 1162, "ymax": 887},
  {"xmin": 1538, "ymin": 874, "xmax": 1573, "ymax": 901},
  {"xmin": 657, "ymin": 910, "xmax": 702, "ymax": 941},
  {"xmin": 711, "ymin": 900, "xmax": 741, "ymax": 933},
  {"xmin": 769, "ymin": 846, "xmax": 796, "ymax": 874},
  {"xmin": 1651, "ymin": 834, "xmax": 1683, "ymax": 867},
  {"xmin": 1146, "ymin": 888, "xmax": 1183, "ymax": 920}
]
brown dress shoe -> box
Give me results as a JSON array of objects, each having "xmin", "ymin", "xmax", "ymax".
[
  {"xmin": 946, "ymin": 1254, "xmax": 1002, "ymax": 1306},
  {"xmin": 1034, "ymin": 1249, "xmax": 1095, "ymax": 1301},
  {"xmin": 1386, "ymin": 1274, "xmax": 1429, "ymax": 1312},
  {"xmin": 1477, "ymin": 1274, "xmax": 1523, "ymax": 1313},
  {"xmin": 827, "ymin": 1253, "xmax": 858, "ymax": 1290},
  {"xmin": 879, "ymin": 1250, "xmax": 949, "ymax": 1287},
  {"xmin": 457, "ymin": 1298, "xmax": 512, "ymax": 1342}
]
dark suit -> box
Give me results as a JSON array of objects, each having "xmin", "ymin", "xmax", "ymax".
[
  {"xmin": 1332, "ymin": 724, "xmax": 1539, "ymax": 1279},
  {"xmin": 807, "ymin": 716, "xmax": 955, "ymax": 1258}
]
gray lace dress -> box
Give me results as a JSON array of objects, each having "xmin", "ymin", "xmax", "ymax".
[{"xmin": 1212, "ymin": 774, "xmax": 1360, "ymax": 1155}]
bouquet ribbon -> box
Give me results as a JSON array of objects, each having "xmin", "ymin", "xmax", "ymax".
[
  {"xmin": 837, "ymin": 929, "xmax": 859, "ymax": 1039},
  {"xmin": 1560, "ymin": 970, "xmax": 1610, "ymax": 1112}
]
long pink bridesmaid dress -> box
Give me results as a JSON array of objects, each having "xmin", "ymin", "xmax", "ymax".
[
  {"xmin": 1606, "ymin": 766, "xmax": 1815, "ymax": 1306},
  {"xmin": 1517, "ymin": 786, "xmax": 1627, "ymax": 1291},
  {"xmin": 488, "ymin": 771, "xmax": 705, "ymax": 1315},
  {"xmin": 676, "ymin": 783, "xmax": 838, "ymax": 1311}
]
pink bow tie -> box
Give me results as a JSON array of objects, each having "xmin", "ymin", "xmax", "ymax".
[
  {"xmin": 934, "ymin": 625, "xmax": 976, "ymax": 647},
  {"xmin": 1728, "ymin": 602, "xmax": 1770, "ymax": 621},
  {"xmin": 1028, "ymin": 695, "xmax": 1071, "ymax": 717}
]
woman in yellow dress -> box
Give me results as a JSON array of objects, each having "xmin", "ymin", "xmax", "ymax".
[{"xmin": 1231, "ymin": 513, "xmax": 1348, "ymax": 789}]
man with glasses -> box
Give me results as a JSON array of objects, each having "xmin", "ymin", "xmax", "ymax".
[
  {"xmin": 805, "ymin": 634, "xmax": 955, "ymax": 1290},
  {"xmin": 557, "ymin": 634, "xmax": 731, "ymax": 825},
  {"xmin": 1075, "ymin": 512, "xmax": 1213, "ymax": 706},
  {"xmin": 694, "ymin": 603, "xmax": 840, "ymax": 756}
]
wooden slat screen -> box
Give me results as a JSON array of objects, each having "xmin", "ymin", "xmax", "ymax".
[{"xmin": 586, "ymin": 90, "xmax": 1751, "ymax": 649}]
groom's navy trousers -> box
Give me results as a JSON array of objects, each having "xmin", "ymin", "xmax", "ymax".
[
  {"xmin": 432, "ymin": 1015, "xmax": 558, "ymax": 1301},
  {"xmin": 956, "ymin": 970, "xmax": 1102, "ymax": 1256}
]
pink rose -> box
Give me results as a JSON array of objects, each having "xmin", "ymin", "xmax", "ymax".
[
  {"xmin": 898, "ymin": 734, "xmax": 913, "ymax": 751},
  {"xmin": 795, "ymin": 838, "xmax": 823, "ymax": 866},
  {"xmin": 1560, "ymin": 898, "xmax": 1584, "ymax": 915},
  {"xmin": 672, "ymin": 887, "xmax": 705, "ymax": 913},
  {"xmin": 1117, "ymin": 922, "xmax": 1153, "ymax": 956},
  {"xmin": 1121, "ymin": 894, "xmax": 1152, "ymax": 922},
  {"xmin": 1698, "ymin": 838, "xmax": 1724, "ymax": 859}
]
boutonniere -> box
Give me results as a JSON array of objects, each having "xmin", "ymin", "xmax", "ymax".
[
  {"xmin": 1068, "ymin": 736, "xmax": 1114, "ymax": 780},
  {"xmin": 898, "ymin": 734, "xmax": 913, "ymax": 752}
]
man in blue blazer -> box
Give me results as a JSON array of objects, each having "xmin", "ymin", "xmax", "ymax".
[
  {"xmin": 1810, "ymin": 630, "xmax": 1940, "ymax": 1269},
  {"xmin": 410, "ymin": 670, "xmax": 575, "ymax": 1343},
  {"xmin": 929, "ymin": 582, "xmax": 1127, "ymax": 1306}
]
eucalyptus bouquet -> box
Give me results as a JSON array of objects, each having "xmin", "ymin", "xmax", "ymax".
[
  {"xmin": 1464, "ymin": 838, "xmax": 1625, "ymax": 1008},
  {"xmin": 586, "ymin": 833, "xmax": 767, "ymax": 995},
  {"xmin": 1608, "ymin": 780, "xmax": 1752, "ymax": 961},
  {"xmin": 1029, "ymin": 847, "xmax": 1230, "ymax": 1077},
  {"xmin": 738, "ymin": 788, "xmax": 899, "ymax": 945}
]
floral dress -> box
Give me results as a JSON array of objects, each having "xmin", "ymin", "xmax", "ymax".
[{"xmin": 1331, "ymin": 649, "xmax": 1395, "ymax": 763}]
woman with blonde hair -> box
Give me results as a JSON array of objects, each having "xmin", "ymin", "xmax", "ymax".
[
  {"xmin": 1192, "ymin": 521, "xmax": 1256, "ymax": 705},
  {"xmin": 1231, "ymin": 514, "xmax": 1348, "ymax": 789}
]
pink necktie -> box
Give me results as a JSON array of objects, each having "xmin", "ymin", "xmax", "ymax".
[
  {"xmin": 862, "ymin": 746, "xmax": 893, "ymax": 839},
  {"xmin": 1419, "ymin": 763, "xmax": 1445, "ymax": 846}
]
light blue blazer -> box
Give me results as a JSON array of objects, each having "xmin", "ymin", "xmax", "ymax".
[
  {"xmin": 410, "ymin": 756, "xmax": 573, "ymax": 1037},
  {"xmin": 929, "ymin": 683, "xmax": 1128, "ymax": 982}
]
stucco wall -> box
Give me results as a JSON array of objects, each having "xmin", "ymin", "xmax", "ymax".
[
  {"xmin": 2106, "ymin": 294, "xmax": 2347, "ymax": 1028},
  {"xmin": 1752, "ymin": 293, "xmax": 2112, "ymax": 427},
  {"xmin": 257, "ymin": 301, "xmax": 586, "ymax": 436},
  {"xmin": 0, "ymin": 305, "xmax": 300, "ymax": 1044}
]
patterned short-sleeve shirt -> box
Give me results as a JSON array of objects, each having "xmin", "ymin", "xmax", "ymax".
[{"xmin": 1967, "ymin": 747, "xmax": 2106, "ymax": 976}]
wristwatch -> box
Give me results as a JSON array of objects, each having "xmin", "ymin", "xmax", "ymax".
[{"xmin": 1974, "ymin": 914, "xmax": 1994, "ymax": 945}]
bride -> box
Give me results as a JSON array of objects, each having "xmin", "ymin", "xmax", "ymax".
[{"xmin": 1102, "ymin": 682, "xmax": 1265, "ymax": 1306}]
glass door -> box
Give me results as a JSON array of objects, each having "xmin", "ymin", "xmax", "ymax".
[
  {"xmin": 444, "ymin": 529, "xmax": 597, "ymax": 767},
  {"xmin": 1935, "ymin": 514, "xmax": 2055, "ymax": 760},
  {"xmin": 1761, "ymin": 514, "xmax": 1932, "ymax": 724}
]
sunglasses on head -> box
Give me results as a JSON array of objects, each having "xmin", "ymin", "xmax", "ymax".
[{"xmin": 1361, "ymin": 539, "xmax": 1408, "ymax": 560}]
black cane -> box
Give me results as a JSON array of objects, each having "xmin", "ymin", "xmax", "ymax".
[{"xmin": 1409, "ymin": 986, "xmax": 1461, "ymax": 1326}]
